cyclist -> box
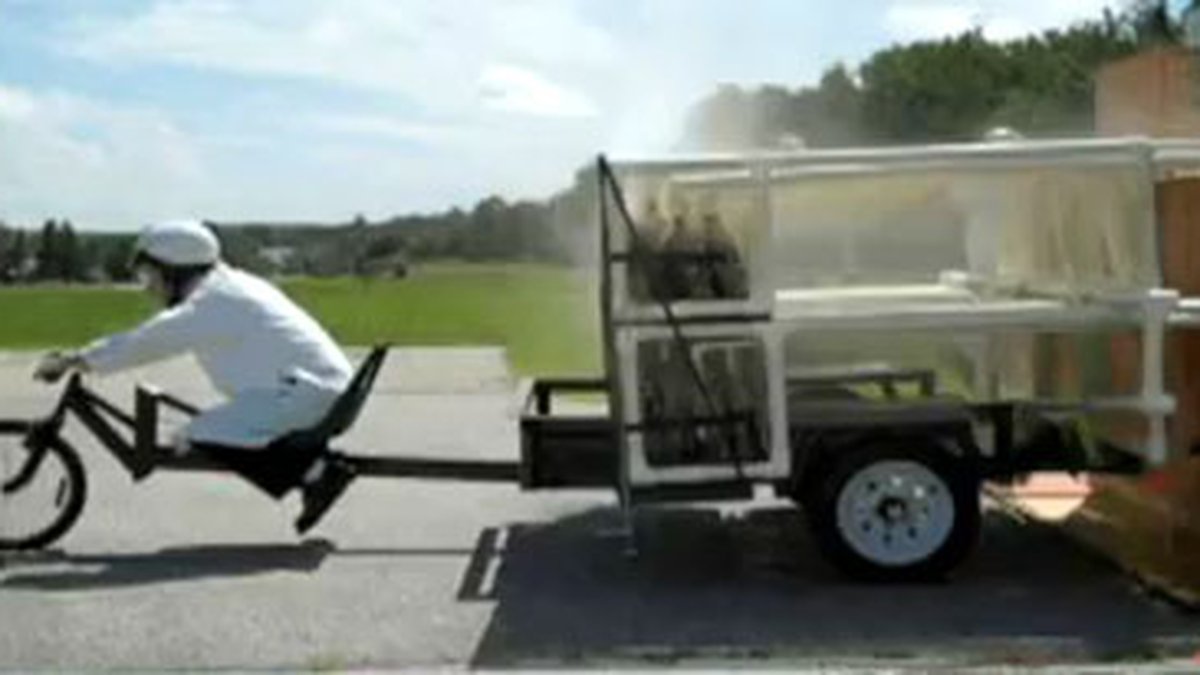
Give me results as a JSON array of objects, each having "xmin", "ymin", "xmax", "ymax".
[{"xmin": 33, "ymin": 219, "xmax": 356, "ymax": 533}]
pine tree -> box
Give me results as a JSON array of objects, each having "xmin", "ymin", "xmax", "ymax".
[
  {"xmin": 35, "ymin": 219, "xmax": 59, "ymax": 281},
  {"xmin": 9, "ymin": 230, "xmax": 27, "ymax": 281},
  {"xmin": 59, "ymin": 220, "xmax": 81, "ymax": 282}
]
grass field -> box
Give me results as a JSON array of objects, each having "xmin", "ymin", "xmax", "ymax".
[{"xmin": 0, "ymin": 264, "xmax": 602, "ymax": 376}]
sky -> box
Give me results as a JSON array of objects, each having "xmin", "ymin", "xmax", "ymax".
[{"xmin": 0, "ymin": 0, "xmax": 1138, "ymax": 230}]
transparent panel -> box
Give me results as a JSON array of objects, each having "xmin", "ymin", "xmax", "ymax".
[
  {"xmin": 610, "ymin": 167, "xmax": 771, "ymax": 310},
  {"xmin": 783, "ymin": 325, "xmax": 1150, "ymax": 452},
  {"xmin": 768, "ymin": 164, "xmax": 1155, "ymax": 293},
  {"xmin": 598, "ymin": 145, "xmax": 1166, "ymax": 459}
]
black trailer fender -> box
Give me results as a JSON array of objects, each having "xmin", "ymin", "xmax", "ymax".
[{"xmin": 785, "ymin": 419, "xmax": 983, "ymax": 503}]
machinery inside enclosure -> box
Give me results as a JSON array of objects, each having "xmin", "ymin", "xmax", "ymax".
[
  {"xmin": 591, "ymin": 139, "xmax": 1200, "ymax": 486},
  {"xmin": 634, "ymin": 336, "xmax": 770, "ymax": 468}
]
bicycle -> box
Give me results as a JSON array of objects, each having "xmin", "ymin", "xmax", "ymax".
[{"xmin": 0, "ymin": 346, "xmax": 519, "ymax": 550}]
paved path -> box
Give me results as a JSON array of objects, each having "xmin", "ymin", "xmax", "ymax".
[{"xmin": 1, "ymin": 349, "xmax": 1198, "ymax": 670}]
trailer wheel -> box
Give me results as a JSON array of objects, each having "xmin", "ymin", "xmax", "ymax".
[{"xmin": 806, "ymin": 440, "xmax": 979, "ymax": 581}]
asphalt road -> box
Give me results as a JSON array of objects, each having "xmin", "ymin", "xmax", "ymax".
[{"xmin": 1, "ymin": 349, "xmax": 1199, "ymax": 670}]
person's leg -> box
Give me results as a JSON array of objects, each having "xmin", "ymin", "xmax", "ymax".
[
  {"xmin": 184, "ymin": 383, "xmax": 341, "ymax": 499},
  {"xmin": 200, "ymin": 442, "xmax": 323, "ymax": 499},
  {"xmin": 184, "ymin": 378, "xmax": 356, "ymax": 532},
  {"xmin": 185, "ymin": 389, "xmax": 297, "ymax": 448},
  {"xmin": 272, "ymin": 376, "xmax": 360, "ymax": 533}
]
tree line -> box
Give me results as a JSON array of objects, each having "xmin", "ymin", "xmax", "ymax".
[
  {"xmin": 0, "ymin": 219, "xmax": 136, "ymax": 284},
  {"xmin": 0, "ymin": 194, "xmax": 568, "ymax": 284},
  {"xmin": 214, "ymin": 194, "xmax": 569, "ymax": 278},
  {"xmin": 681, "ymin": 1, "xmax": 1182, "ymax": 150},
  {"xmin": 0, "ymin": 2, "xmax": 1185, "ymax": 284}
]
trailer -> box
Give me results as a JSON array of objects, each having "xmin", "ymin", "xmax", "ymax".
[
  {"xmin": 9, "ymin": 137, "xmax": 1200, "ymax": 582},
  {"xmin": 521, "ymin": 137, "xmax": 1200, "ymax": 580}
]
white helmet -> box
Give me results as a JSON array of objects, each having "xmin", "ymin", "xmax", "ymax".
[{"xmin": 134, "ymin": 219, "xmax": 220, "ymax": 267}]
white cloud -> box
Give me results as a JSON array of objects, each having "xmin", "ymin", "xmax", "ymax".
[
  {"xmin": 68, "ymin": 0, "xmax": 614, "ymax": 117},
  {"xmin": 489, "ymin": 1, "xmax": 618, "ymax": 69},
  {"xmin": 885, "ymin": 0, "xmax": 1115, "ymax": 42},
  {"xmin": 886, "ymin": 4, "xmax": 977, "ymax": 41},
  {"xmin": 0, "ymin": 84, "xmax": 205, "ymax": 228},
  {"xmin": 1, "ymin": 1, "xmax": 1125, "ymax": 229},
  {"xmin": 300, "ymin": 112, "xmax": 477, "ymax": 147},
  {"xmin": 303, "ymin": 113, "xmax": 467, "ymax": 144},
  {"xmin": 0, "ymin": 86, "xmax": 37, "ymax": 120},
  {"xmin": 479, "ymin": 64, "xmax": 597, "ymax": 117}
]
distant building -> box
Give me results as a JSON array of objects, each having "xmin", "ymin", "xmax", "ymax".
[
  {"xmin": 982, "ymin": 126, "xmax": 1023, "ymax": 142},
  {"xmin": 259, "ymin": 245, "xmax": 296, "ymax": 270},
  {"xmin": 15, "ymin": 255, "xmax": 35, "ymax": 280}
]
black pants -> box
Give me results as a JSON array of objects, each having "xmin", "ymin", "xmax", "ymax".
[{"xmin": 198, "ymin": 441, "xmax": 325, "ymax": 500}]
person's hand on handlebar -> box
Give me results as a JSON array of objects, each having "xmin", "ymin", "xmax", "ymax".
[{"xmin": 33, "ymin": 351, "xmax": 89, "ymax": 384}]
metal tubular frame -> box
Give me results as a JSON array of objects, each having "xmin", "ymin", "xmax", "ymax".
[
  {"xmin": 9, "ymin": 370, "xmax": 520, "ymax": 486},
  {"xmin": 597, "ymin": 157, "xmax": 757, "ymax": 503},
  {"xmin": 597, "ymin": 138, "xmax": 1196, "ymax": 472}
]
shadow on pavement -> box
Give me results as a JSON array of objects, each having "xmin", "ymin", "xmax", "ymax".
[
  {"xmin": 0, "ymin": 539, "xmax": 343, "ymax": 590},
  {"xmin": 464, "ymin": 506, "xmax": 1200, "ymax": 668},
  {"xmin": 1, "ymin": 537, "xmax": 494, "ymax": 592}
]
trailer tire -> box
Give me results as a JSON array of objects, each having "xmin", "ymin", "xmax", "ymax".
[{"xmin": 805, "ymin": 439, "xmax": 979, "ymax": 582}]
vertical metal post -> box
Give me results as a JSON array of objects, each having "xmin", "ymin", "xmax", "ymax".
[
  {"xmin": 1143, "ymin": 144, "xmax": 1166, "ymax": 291},
  {"xmin": 764, "ymin": 325, "xmax": 790, "ymax": 480},
  {"xmin": 597, "ymin": 156, "xmax": 636, "ymax": 555},
  {"xmin": 753, "ymin": 158, "xmax": 773, "ymax": 317},
  {"xmin": 1142, "ymin": 288, "xmax": 1178, "ymax": 465}
]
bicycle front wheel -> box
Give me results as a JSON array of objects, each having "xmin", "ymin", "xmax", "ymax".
[{"xmin": 0, "ymin": 423, "xmax": 87, "ymax": 550}]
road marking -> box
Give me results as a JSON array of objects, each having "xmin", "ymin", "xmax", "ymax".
[{"xmin": 478, "ymin": 526, "xmax": 508, "ymax": 598}]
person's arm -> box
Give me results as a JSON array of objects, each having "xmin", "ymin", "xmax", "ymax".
[{"xmin": 78, "ymin": 303, "xmax": 208, "ymax": 375}]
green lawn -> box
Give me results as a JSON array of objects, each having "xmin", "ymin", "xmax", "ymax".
[{"xmin": 0, "ymin": 264, "xmax": 602, "ymax": 376}]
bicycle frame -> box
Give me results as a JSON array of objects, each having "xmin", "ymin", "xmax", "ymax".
[{"xmin": 19, "ymin": 374, "xmax": 520, "ymax": 484}]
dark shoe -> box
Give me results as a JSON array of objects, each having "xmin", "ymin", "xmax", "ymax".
[{"xmin": 295, "ymin": 459, "xmax": 356, "ymax": 534}]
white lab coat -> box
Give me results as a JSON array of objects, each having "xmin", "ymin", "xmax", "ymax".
[{"xmin": 82, "ymin": 264, "xmax": 353, "ymax": 448}]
